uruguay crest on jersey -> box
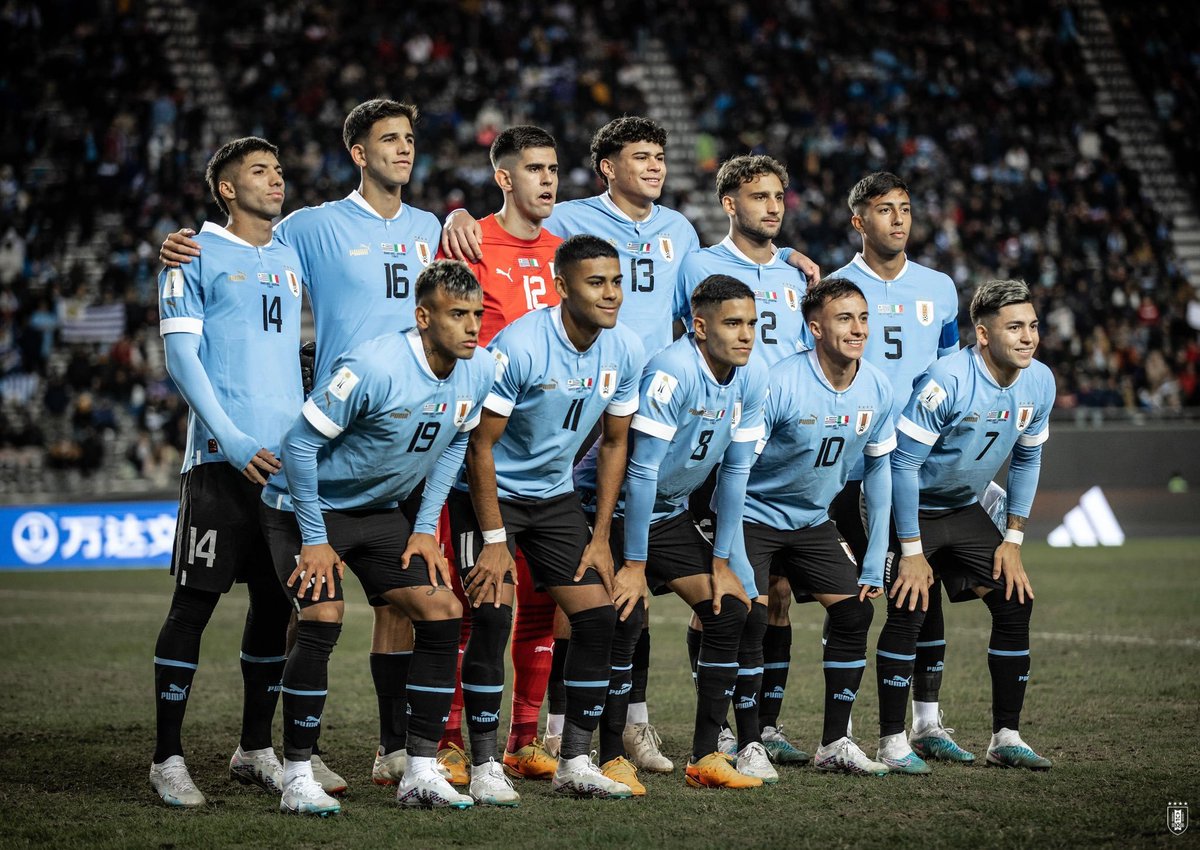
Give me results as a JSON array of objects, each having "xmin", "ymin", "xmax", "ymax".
[
  {"xmin": 415, "ymin": 239, "xmax": 432, "ymax": 266},
  {"xmin": 916, "ymin": 299, "xmax": 934, "ymax": 326},
  {"xmin": 1016, "ymin": 404, "xmax": 1035, "ymax": 432},
  {"xmin": 286, "ymin": 269, "xmax": 301, "ymax": 298},
  {"xmin": 599, "ymin": 367, "xmax": 618, "ymax": 399},
  {"xmin": 659, "ymin": 235, "xmax": 674, "ymax": 261},
  {"xmin": 454, "ymin": 397, "xmax": 473, "ymax": 427},
  {"xmin": 856, "ymin": 409, "xmax": 873, "ymax": 435},
  {"xmin": 785, "ymin": 287, "xmax": 800, "ymax": 311}
]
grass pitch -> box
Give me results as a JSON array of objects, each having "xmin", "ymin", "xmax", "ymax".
[{"xmin": 1, "ymin": 539, "xmax": 1197, "ymax": 848}]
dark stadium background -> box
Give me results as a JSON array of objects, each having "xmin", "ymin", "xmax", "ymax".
[{"xmin": 0, "ymin": 0, "xmax": 1196, "ymax": 536}]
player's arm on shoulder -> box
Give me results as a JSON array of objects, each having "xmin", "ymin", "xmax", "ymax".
[
  {"xmin": 775, "ymin": 245, "xmax": 821, "ymax": 284},
  {"xmin": 440, "ymin": 207, "xmax": 484, "ymax": 262},
  {"xmin": 160, "ymin": 228, "xmax": 201, "ymax": 267}
]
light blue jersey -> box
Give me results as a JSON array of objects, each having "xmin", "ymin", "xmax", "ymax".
[
  {"xmin": 546, "ymin": 192, "xmax": 700, "ymax": 359},
  {"xmin": 275, "ymin": 191, "xmax": 442, "ymax": 380},
  {"xmin": 892, "ymin": 346, "xmax": 1054, "ymax": 537},
  {"xmin": 677, "ymin": 237, "xmax": 812, "ymax": 365},
  {"xmin": 622, "ymin": 336, "xmax": 767, "ymax": 561},
  {"xmin": 266, "ymin": 329, "xmax": 494, "ymax": 544},
  {"xmin": 745, "ymin": 351, "xmax": 896, "ymax": 531},
  {"xmin": 473, "ymin": 306, "xmax": 643, "ymax": 501},
  {"xmin": 159, "ymin": 222, "xmax": 304, "ymax": 473}
]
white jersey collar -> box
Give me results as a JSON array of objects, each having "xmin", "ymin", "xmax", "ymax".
[
  {"xmin": 346, "ymin": 189, "xmax": 405, "ymax": 221},
  {"xmin": 972, "ymin": 345, "xmax": 1021, "ymax": 390},
  {"xmin": 200, "ymin": 221, "xmax": 267, "ymax": 249},
  {"xmin": 719, "ymin": 235, "xmax": 778, "ymax": 267},
  {"xmin": 599, "ymin": 190, "xmax": 654, "ymax": 224},
  {"xmin": 806, "ymin": 347, "xmax": 861, "ymax": 393},
  {"xmin": 690, "ymin": 336, "xmax": 732, "ymax": 386},
  {"xmin": 851, "ymin": 252, "xmax": 909, "ymax": 282},
  {"xmin": 405, "ymin": 328, "xmax": 440, "ymax": 381}
]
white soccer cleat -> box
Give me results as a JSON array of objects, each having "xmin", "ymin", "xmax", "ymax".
[
  {"xmin": 309, "ymin": 754, "xmax": 348, "ymax": 796},
  {"xmin": 229, "ymin": 745, "xmax": 284, "ymax": 793},
  {"xmin": 623, "ymin": 722, "xmax": 674, "ymax": 773},
  {"xmin": 469, "ymin": 758, "xmax": 521, "ymax": 807},
  {"xmin": 716, "ymin": 726, "xmax": 738, "ymax": 758},
  {"xmin": 396, "ymin": 763, "xmax": 474, "ymax": 809},
  {"xmin": 280, "ymin": 772, "xmax": 341, "ymax": 816},
  {"xmin": 735, "ymin": 741, "xmax": 779, "ymax": 784},
  {"xmin": 877, "ymin": 732, "xmax": 932, "ymax": 775},
  {"xmin": 150, "ymin": 755, "xmax": 206, "ymax": 807},
  {"xmin": 552, "ymin": 753, "xmax": 633, "ymax": 799},
  {"xmin": 814, "ymin": 736, "xmax": 889, "ymax": 777},
  {"xmin": 372, "ymin": 745, "xmax": 407, "ymax": 786}
]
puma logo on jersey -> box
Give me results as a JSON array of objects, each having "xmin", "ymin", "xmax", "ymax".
[{"xmin": 495, "ymin": 267, "xmax": 514, "ymax": 282}]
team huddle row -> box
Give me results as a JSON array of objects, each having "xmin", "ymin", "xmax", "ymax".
[{"xmin": 149, "ymin": 98, "xmax": 1055, "ymax": 817}]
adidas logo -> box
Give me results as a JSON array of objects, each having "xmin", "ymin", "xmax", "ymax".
[
  {"xmin": 832, "ymin": 688, "xmax": 857, "ymax": 702},
  {"xmin": 1047, "ymin": 486, "xmax": 1125, "ymax": 547},
  {"xmin": 160, "ymin": 683, "xmax": 190, "ymax": 702},
  {"xmin": 882, "ymin": 674, "xmax": 912, "ymax": 688}
]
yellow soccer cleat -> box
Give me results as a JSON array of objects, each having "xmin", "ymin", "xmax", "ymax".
[
  {"xmin": 600, "ymin": 755, "xmax": 646, "ymax": 796},
  {"xmin": 436, "ymin": 742, "xmax": 471, "ymax": 787},
  {"xmin": 503, "ymin": 738, "xmax": 558, "ymax": 780},
  {"xmin": 684, "ymin": 752, "xmax": 764, "ymax": 789}
]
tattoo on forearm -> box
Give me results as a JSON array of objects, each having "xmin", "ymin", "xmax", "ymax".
[{"xmin": 1007, "ymin": 514, "xmax": 1026, "ymax": 531}]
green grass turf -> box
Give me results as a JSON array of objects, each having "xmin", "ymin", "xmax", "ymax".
[{"xmin": 1, "ymin": 539, "xmax": 1197, "ymax": 848}]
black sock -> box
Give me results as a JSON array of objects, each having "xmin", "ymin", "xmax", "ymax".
[
  {"xmin": 913, "ymin": 581, "xmax": 946, "ymax": 703},
  {"xmin": 153, "ymin": 586, "xmax": 219, "ymax": 763},
  {"xmin": 758, "ymin": 624, "xmax": 791, "ymax": 730},
  {"xmin": 559, "ymin": 606, "xmax": 616, "ymax": 760},
  {"xmin": 685, "ymin": 624, "xmax": 702, "ymax": 693},
  {"xmin": 630, "ymin": 626, "xmax": 650, "ymax": 705},
  {"xmin": 876, "ymin": 603, "xmax": 923, "ymax": 737},
  {"xmin": 733, "ymin": 602, "xmax": 767, "ymax": 749},
  {"xmin": 406, "ymin": 618, "xmax": 461, "ymax": 758},
  {"xmin": 691, "ymin": 598, "xmax": 746, "ymax": 761},
  {"xmin": 462, "ymin": 604, "xmax": 512, "ymax": 765},
  {"xmin": 370, "ymin": 651, "xmax": 412, "ymax": 754},
  {"xmin": 238, "ymin": 574, "xmax": 290, "ymax": 752},
  {"xmin": 984, "ymin": 592, "xmax": 1033, "ymax": 733},
  {"xmin": 547, "ymin": 637, "xmax": 570, "ymax": 716},
  {"xmin": 600, "ymin": 602, "xmax": 643, "ymax": 764},
  {"xmin": 822, "ymin": 597, "xmax": 872, "ymax": 746},
  {"xmin": 282, "ymin": 620, "xmax": 341, "ymax": 762}
]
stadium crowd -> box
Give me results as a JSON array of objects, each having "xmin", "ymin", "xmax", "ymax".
[{"xmin": 0, "ymin": 0, "xmax": 1197, "ymax": 495}]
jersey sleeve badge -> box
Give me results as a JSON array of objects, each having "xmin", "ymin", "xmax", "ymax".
[
  {"xmin": 650, "ymin": 370, "xmax": 679, "ymax": 405},
  {"xmin": 917, "ymin": 379, "xmax": 947, "ymax": 411},
  {"xmin": 493, "ymin": 349, "xmax": 510, "ymax": 381},
  {"xmin": 916, "ymin": 300, "xmax": 935, "ymax": 326},
  {"xmin": 330, "ymin": 366, "xmax": 360, "ymax": 401},
  {"xmin": 165, "ymin": 268, "xmax": 184, "ymax": 298}
]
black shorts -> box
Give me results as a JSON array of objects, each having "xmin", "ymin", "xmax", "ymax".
[
  {"xmin": 883, "ymin": 502, "xmax": 1003, "ymax": 603},
  {"xmin": 686, "ymin": 466, "xmax": 719, "ymax": 542},
  {"xmin": 743, "ymin": 520, "xmax": 861, "ymax": 602},
  {"xmin": 260, "ymin": 501, "xmax": 433, "ymax": 611},
  {"xmin": 609, "ymin": 511, "xmax": 711, "ymax": 596},
  {"xmin": 171, "ymin": 463, "xmax": 274, "ymax": 593},
  {"xmin": 448, "ymin": 489, "xmax": 597, "ymax": 592},
  {"xmin": 828, "ymin": 480, "xmax": 869, "ymax": 567}
]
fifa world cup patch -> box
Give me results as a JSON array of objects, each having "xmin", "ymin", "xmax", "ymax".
[
  {"xmin": 492, "ymin": 350, "xmax": 509, "ymax": 381},
  {"xmin": 917, "ymin": 379, "xmax": 947, "ymax": 411},
  {"xmin": 650, "ymin": 371, "xmax": 679, "ymax": 405},
  {"xmin": 731, "ymin": 401, "xmax": 743, "ymax": 429},
  {"xmin": 165, "ymin": 268, "xmax": 184, "ymax": 298},
  {"xmin": 329, "ymin": 367, "xmax": 360, "ymax": 401}
]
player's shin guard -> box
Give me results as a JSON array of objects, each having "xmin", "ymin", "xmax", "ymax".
[
  {"xmin": 559, "ymin": 606, "xmax": 617, "ymax": 760},
  {"xmin": 546, "ymin": 636, "xmax": 570, "ymax": 738},
  {"xmin": 238, "ymin": 575, "xmax": 290, "ymax": 752},
  {"xmin": 758, "ymin": 624, "xmax": 792, "ymax": 730},
  {"xmin": 983, "ymin": 592, "xmax": 1033, "ymax": 733},
  {"xmin": 600, "ymin": 601, "xmax": 644, "ymax": 763},
  {"xmin": 691, "ymin": 598, "xmax": 747, "ymax": 761},
  {"xmin": 282, "ymin": 620, "xmax": 342, "ymax": 762},
  {"xmin": 153, "ymin": 586, "xmax": 220, "ymax": 762},
  {"xmin": 822, "ymin": 597, "xmax": 873, "ymax": 747},
  {"xmin": 628, "ymin": 626, "xmax": 651, "ymax": 717},
  {"xmin": 913, "ymin": 582, "xmax": 946, "ymax": 703},
  {"xmin": 461, "ymin": 604, "xmax": 512, "ymax": 765},
  {"xmin": 508, "ymin": 571, "xmax": 555, "ymax": 752},
  {"xmin": 405, "ymin": 618, "xmax": 461, "ymax": 758},
  {"xmin": 876, "ymin": 603, "xmax": 924, "ymax": 736},
  {"xmin": 733, "ymin": 602, "xmax": 768, "ymax": 749},
  {"xmin": 440, "ymin": 580, "xmax": 470, "ymax": 751},
  {"xmin": 369, "ymin": 651, "xmax": 412, "ymax": 754}
]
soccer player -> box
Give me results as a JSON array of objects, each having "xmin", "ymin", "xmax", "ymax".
[
  {"xmin": 882, "ymin": 278, "xmax": 1055, "ymax": 772},
  {"xmin": 615, "ymin": 274, "xmax": 769, "ymax": 789},
  {"xmin": 675, "ymin": 154, "xmax": 813, "ymax": 767},
  {"xmin": 449, "ymin": 235, "xmax": 643, "ymax": 800},
  {"xmin": 260, "ymin": 260, "xmax": 494, "ymax": 815},
  {"xmin": 829, "ymin": 172, "xmax": 968, "ymax": 768},
  {"xmin": 161, "ymin": 99, "xmax": 443, "ymax": 792},
  {"xmin": 433, "ymin": 125, "xmax": 563, "ymax": 785},
  {"xmin": 731, "ymin": 277, "xmax": 896, "ymax": 777},
  {"xmin": 150, "ymin": 137, "xmax": 303, "ymax": 807}
]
